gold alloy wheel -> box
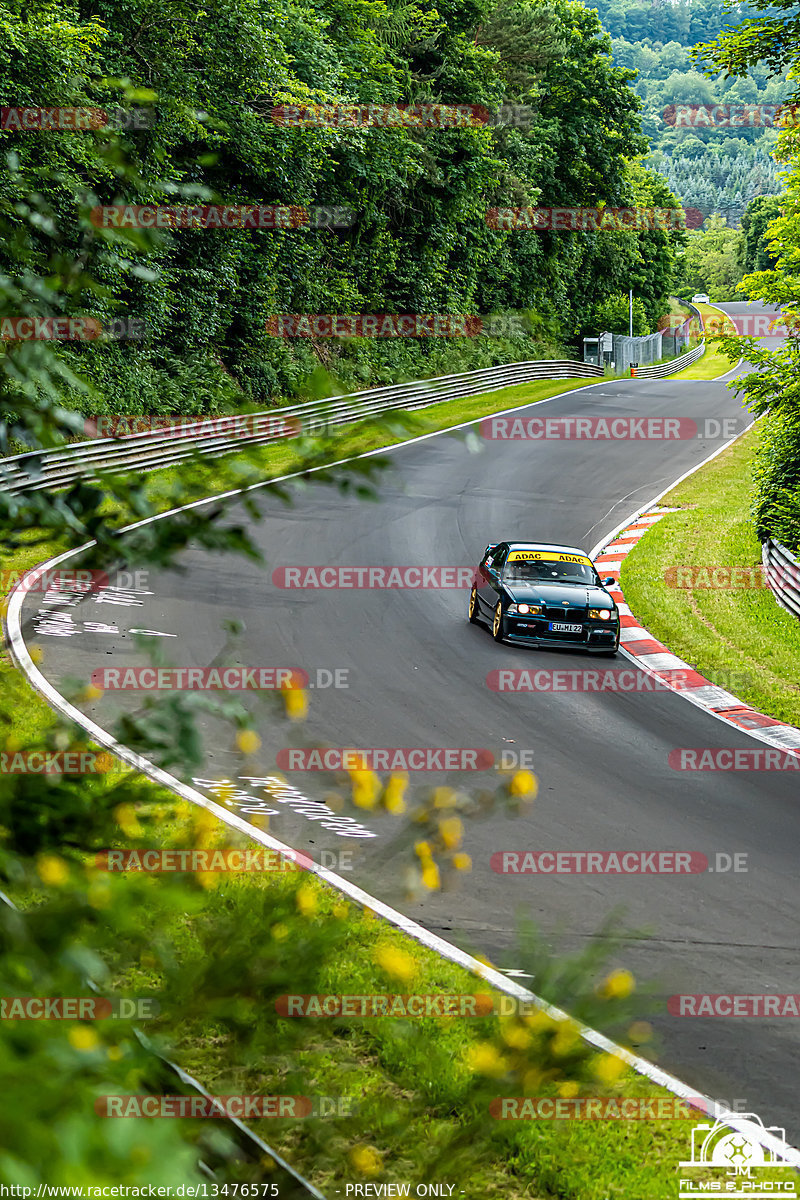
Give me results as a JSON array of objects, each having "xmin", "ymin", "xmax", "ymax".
[
  {"xmin": 492, "ymin": 601, "xmax": 504, "ymax": 641},
  {"xmin": 468, "ymin": 585, "xmax": 480, "ymax": 623}
]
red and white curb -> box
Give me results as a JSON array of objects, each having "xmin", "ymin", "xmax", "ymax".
[
  {"xmin": 595, "ymin": 507, "xmax": 800, "ymax": 755},
  {"xmin": 6, "ymin": 386, "xmax": 800, "ymax": 1164}
]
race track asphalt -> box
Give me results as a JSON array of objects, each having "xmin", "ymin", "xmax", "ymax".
[{"xmin": 16, "ymin": 301, "xmax": 800, "ymax": 1138}]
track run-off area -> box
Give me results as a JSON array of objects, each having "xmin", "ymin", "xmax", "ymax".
[{"xmin": 11, "ymin": 301, "xmax": 800, "ymax": 1141}]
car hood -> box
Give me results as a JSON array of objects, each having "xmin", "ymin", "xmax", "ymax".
[{"xmin": 503, "ymin": 581, "xmax": 613, "ymax": 608}]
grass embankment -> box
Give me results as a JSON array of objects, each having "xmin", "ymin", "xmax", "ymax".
[
  {"xmin": 135, "ymin": 838, "xmax": 731, "ymax": 1200},
  {"xmin": 1, "ymin": 374, "xmax": 754, "ymax": 1195},
  {"xmin": 669, "ymin": 303, "xmax": 740, "ymax": 381},
  {"xmin": 621, "ymin": 423, "xmax": 800, "ymax": 727},
  {"xmin": 667, "ymin": 298, "xmax": 693, "ymax": 321},
  {"xmin": 16, "ymin": 788, "xmax": 740, "ymax": 1200}
]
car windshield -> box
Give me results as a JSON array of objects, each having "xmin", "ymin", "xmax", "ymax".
[{"xmin": 502, "ymin": 559, "xmax": 597, "ymax": 586}]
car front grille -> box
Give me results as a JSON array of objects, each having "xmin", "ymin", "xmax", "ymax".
[{"xmin": 543, "ymin": 606, "xmax": 584, "ymax": 622}]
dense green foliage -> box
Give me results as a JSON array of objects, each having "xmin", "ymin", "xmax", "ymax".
[
  {"xmin": 673, "ymin": 215, "xmax": 744, "ymax": 300},
  {"xmin": 699, "ymin": 0, "xmax": 800, "ymax": 549},
  {"xmin": 752, "ymin": 408, "xmax": 800, "ymax": 550},
  {"xmin": 590, "ymin": 290, "xmax": 648, "ymax": 334},
  {"xmin": 0, "ymin": 0, "xmax": 684, "ymax": 417},
  {"xmin": 592, "ymin": 0, "xmax": 789, "ymax": 227},
  {"xmin": 647, "ymin": 139, "xmax": 782, "ymax": 227},
  {"xmin": 669, "ymin": 191, "xmax": 781, "ymax": 301},
  {"xmin": 589, "ymin": 0, "xmax": 751, "ymax": 47},
  {"xmin": 738, "ymin": 193, "xmax": 782, "ymax": 272}
]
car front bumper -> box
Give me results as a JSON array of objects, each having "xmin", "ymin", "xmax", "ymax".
[{"xmin": 505, "ymin": 619, "xmax": 618, "ymax": 651}]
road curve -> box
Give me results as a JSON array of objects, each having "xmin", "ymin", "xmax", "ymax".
[{"xmin": 14, "ymin": 301, "xmax": 800, "ymax": 1138}]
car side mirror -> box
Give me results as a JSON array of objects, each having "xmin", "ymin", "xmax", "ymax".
[{"xmin": 601, "ymin": 577, "xmax": 616, "ymax": 587}]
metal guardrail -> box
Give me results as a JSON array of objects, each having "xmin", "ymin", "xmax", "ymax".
[
  {"xmin": 762, "ymin": 537, "xmax": 800, "ymax": 620},
  {"xmin": 631, "ymin": 340, "xmax": 706, "ymax": 379},
  {"xmin": 0, "ymin": 359, "xmax": 602, "ymax": 495}
]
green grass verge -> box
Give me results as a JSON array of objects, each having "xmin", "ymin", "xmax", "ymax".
[
  {"xmin": 1, "ymin": 373, "xmax": 763, "ymax": 1195},
  {"xmin": 109, "ymin": 815, "xmax": 740, "ymax": 1200},
  {"xmin": 621, "ymin": 423, "xmax": 800, "ymax": 727},
  {"xmin": 668, "ymin": 303, "xmax": 740, "ymax": 381},
  {"xmin": 667, "ymin": 299, "xmax": 693, "ymax": 321},
  {"xmin": 169, "ymin": 901, "xmax": 707, "ymax": 1198}
]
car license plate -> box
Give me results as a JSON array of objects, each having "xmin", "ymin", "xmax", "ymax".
[{"xmin": 549, "ymin": 621, "xmax": 582, "ymax": 633}]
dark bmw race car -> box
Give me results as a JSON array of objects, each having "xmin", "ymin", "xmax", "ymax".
[{"xmin": 468, "ymin": 541, "xmax": 620, "ymax": 654}]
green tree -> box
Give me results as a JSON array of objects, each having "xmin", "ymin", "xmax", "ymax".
[
  {"xmin": 591, "ymin": 291, "xmax": 649, "ymax": 334},
  {"xmin": 738, "ymin": 194, "xmax": 782, "ymax": 273},
  {"xmin": 0, "ymin": 0, "xmax": 682, "ymax": 406},
  {"xmin": 673, "ymin": 215, "xmax": 743, "ymax": 298},
  {"xmin": 698, "ymin": 0, "xmax": 800, "ymax": 548}
]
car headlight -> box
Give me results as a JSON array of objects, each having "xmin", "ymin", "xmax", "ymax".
[
  {"xmin": 508, "ymin": 603, "xmax": 542, "ymax": 615},
  {"xmin": 588, "ymin": 608, "xmax": 614, "ymax": 621}
]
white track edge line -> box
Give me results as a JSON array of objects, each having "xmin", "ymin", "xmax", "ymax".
[
  {"xmin": 8, "ymin": 587, "xmax": 798, "ymax": 1163},
  {"xmin": 6, "ymin": 387, "xmax": 799, "ymax": 1165}
]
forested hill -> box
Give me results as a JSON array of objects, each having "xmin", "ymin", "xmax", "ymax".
[
  {"xmin": 589, "ymin": 0, "xmax": 789, "ymax": 226},
  {"xmin": 588, "ymin": 0, "xmax": 743, "ymax": 46},
  {"xmin": 1, "ymin": 0, "xmax": 683, "ymax": 415}
]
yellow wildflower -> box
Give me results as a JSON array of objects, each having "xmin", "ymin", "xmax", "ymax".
[
  {"xmin": 37, "ymin": 855, "xmax": 69, "ymax": 886},
  {"xmin": 598, "ymin": 969, "xmax": 635, "ymax": 1000},
  {"xmin": 375, "ymin": 945, "xmax": 417, "ymax": 983}
]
